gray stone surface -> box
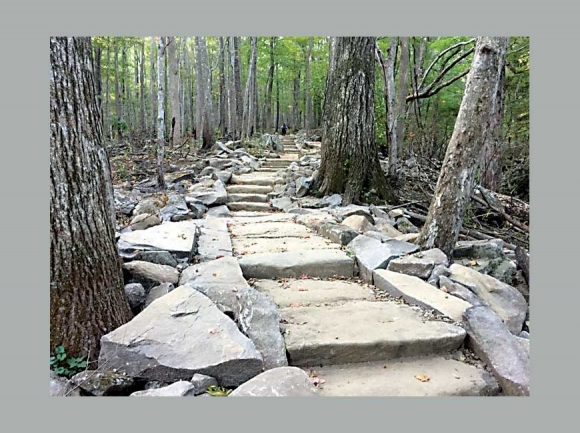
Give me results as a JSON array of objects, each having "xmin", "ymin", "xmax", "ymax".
[
  {"xmin": 232, "ymin": 236, "xmax": 338, "ymax": 255},
  {"xmin": 229, "ymin": 367, "xmax": 317, "ymax": 397},
  {"xmin": 387, "ymin": 248, "xmax": 448, "ymax": 279},
  {"xmin": 133, "ymin": 198, "xmax": 160, "ymax": 216},
  {"xmin": 331, "ymin": 205, "xmax": 374, "ymax": 224},
  {"xmin": 114, "ymin": 189, "xmax": 138, "ymax": 215},
  {"xmin": 119, "ymin": 220, "xmax": 200, "ymax": 257},
  {"xmin": 463, "ymin": 306, "xmax": 530, "ymax": 396},
  {"xmin": 281, "ymin": 300, "xmax": 466, "ymax": 366},
  {"xmin": 373, "ymin": 270, "xmax": 471, "ymax": 322},
  {"xmin": 50, "ymin": 371, "xmax": 81, "ymax": 397},
  {"xmin": 449, "ymin": 264, "xmax": 527, "ymax": 334},
  {"xmin": 454, "ymin": 239, "xmax": 504, "ymax": 259},
  {"xmin": 190, "ymin": 374, "xmax": 218, "ymax": 395},
  {"xmin": 70, "ymin": 370, "xmax": 136, "ymax": 396},
  {"xmin": 123, "ymin": 261, "xmax": 180, "ymax": 290},
  {"xmin": 130, "ymin": 213, "xmax": 161, "ymax": 231},
  {"xmin": 239, "ymin": 249, "xmax": 354, "ymax": 279},
  {"xmin": 427, "ymin": 264, "xmax": 450, "ymax": 286},
  {"xmin": 98, "ymin": 286, "xmax": 264, "ymax": 387},
  {"xmin": 438, "ymin": 276, "xmax": 482, "ymax": 306},
  {"xmin": 318, "ymin": 222, "xmax": 359, "ymax": 246},
  {"xmin": 396, "ymin": 216, "xmax": 420, "ymax": 234},
  {"xmin": 196, "ymin": 217, "xmax": 233, "ymax": 262},
  {"xmin": 144, "ymin": 282, "xmax": 175, "ymax": 307},
  {"xmin": 374, "ymin": 218, "xmax": 404, "ymax": 237},
  {"xmin": 134, "ymin": 250, "xmax": 179, "ymax": 267},
  {"xmin": 230, "ymin": 222, "xmax": 312, "ymax": 238},
  {"xmin": 341, "ymin": 215, "xmax": 375, "ymax": 233},
  {"xmin": 187, "ymin": 179, "xmax": 227, "ymax": 206},
  {"xmin": 125, "ymin": 283, "xmax": 146, "ymax": 310},
  {"xmin": 131, "ymin": 381, "xmax": 196, "ymax": 397},
  {"xmin": 206, "ymin": 205, "xmax": 231, "ymax": 218},
  {"xmin": 295, "ymin": 213, "xmax": 337, "ymax": 231},
  {"xmin": 160, "ymin": 194, "xmax": 191, "ymax": 222}
]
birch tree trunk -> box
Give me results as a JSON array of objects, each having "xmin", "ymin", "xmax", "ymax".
[
  {"xmin": 264, "ymin": 37, "xmax": 276, "ymax": 132},
  {"xmin": 156, "ymin": 36, "xmax": 166, "ymax": 189},
  {"xmin": 167, "ymin": 37, "xmax": 181, "ymax": 146},
  {"xmin": 150, "ymin": 38, "xmax": 157, "ymax": 138},
  {"xmin": 242, "ymin": 37, "xmax": 258, "ymax": 138},
  {"xmin": 293, "ymin": 68, "xmax": 301, "ymax": 129},
  {"xmin": 231, "ymin": 37, "xmax": 243, "ymax": 140},
  {"xmin": 139, "ymin": 38, "xmax": 147, "ymax": 134},
  {"xmin": 315, "ymin": 37, "xmax": 394, "ymax": 205},
  {"xmin": 393, "ymin": 37, "xmax": 410, "ymax": 172},
  {"xmin": 417, "ymin": 37, "xmax": 509, "ymax": 257},
  {"xmin": 197, "ymin": 37, "xmax": 214, "ymax": 151},
  {"xmin": 50, "ymin": 37, "xmax": 132, "ymax": 360},
  {"xmin": 304, "ymin": 37, "xmax": 314, "ymax": 131}
]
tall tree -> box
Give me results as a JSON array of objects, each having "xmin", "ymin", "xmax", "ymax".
[
  {"xmin": 243, "ymin": 37, "xmax": 258, "ymax": 138},
  {"xmin": 114, "ymin": 38, "xmax": 122, "ymax": 139},
  {"xmin": 167, "ymin": 37, "xmax": 181, "ymax": 146},
  {"xmin": 156, "ymin": 36, "xmax": 166, "ymax": 189},
  {"xmin": 417, "ymin": 37, "xmax": 510, "ymax": 256},
  {"xmin": 139, "ymin": 38, "xmax": 147, "ymax": 134},
  {"xmin": 231, "ymin": 37, "xmax": 243, "ymax": 139},
  {"xmin": 304, "ymin": 37, "xmax": 315, "ymax": 131},
  {"xmin": 150, "ymin": 38, "xmax": 157, "ymax": 138},
  {"xmin": 218, "ymin": 37, "xmax": 227, "ymax": 136},
  {"xmin": 392, "ymin": 37, "xmax": 410, "ymax": 174},
  {"xmin": 197, "ymin": 37, "xmax": 215, "ymax": 151},
  {"xmin": 315, "ymin": 37, "xmax": 394, "ymax": 205},
  {"xmin": 50, "ymin": 37, "xmax": 132, "ymax": 360},
  {"xmin": 264, "ymin": 37, "xmax": 276, "ymax": 132}
]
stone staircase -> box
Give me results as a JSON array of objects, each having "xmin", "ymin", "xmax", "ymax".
[{"xmin": 221, "ymin": 135, "xmax": 499, "ymax": 396}]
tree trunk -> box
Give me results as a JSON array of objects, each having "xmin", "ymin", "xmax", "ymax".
[
  {"xmin": 93, "ymin": 42, "xmax": 102, "ymax": 114},
  {"xmin": 139, "ymin": 38, "xmax": 147, "ymax": 134},
  {"xmin": 156, "ymin": 37, "xmax": 166, "ymax": 189},
  {"xmin": 264, "ymin": 37, "xmax": 276, "ymax": 132},
  {"xmin": 315, "ymin": 37, "xmax": 394, "ymax": 205},
  {"xmin": 197, "ymin": 37, "xmax": 215, "ymax": 151},
  {"xmin": 218, "ymin": 37, "xmax": 227, "ymax": 136},
  {"xmin": 385, "ymin": 38, "xmax": 398, "ymax": 175},
  {"xmin": 393, "ymin": 37, "xmax": 410, "ymax": 170},
  {"xmin": 194, "ymin": 37, "xmax": 204, "ymax": 140},
  {"xmin": 50, "ymin": 37, "xmax": 132, "ymax": 361},
  {"xmin": 167, "ymin": 37, "xmax": 181, "ymax": 146},
  {"xmin": 479, "ymin": 42, "xmax": 508, "ymax": 191},
  {"xmin": 293, "ymin": 68, "xmax": 301, "ymax": 129},
  {"xmin": 103, "ymin": 40, "xmax": 111, "ymax": 139},
  {"xmin": 231, "ymin": 37, "xmax": 243, "ymax": 140},
  {"xmin": 242, "ymin": 37, "xmax": 258, "ymax": 139},
  {"xmin": 417, "ymin": 37, "xmax": 509, "ymax": 257},
  {"xmin": 150, "ymin": 38, "xmax": 157, "ymax": 138},
  {"xmin": 114, "ymin": 38, "xmax": 122, "ymax": 139},
  {"xmin": 304, "ymin": 37, "xmax": 314, "ymax": 131},
  {"xmin": 275, "ymin": 65, "xmax": 280, "ymax": 132}
]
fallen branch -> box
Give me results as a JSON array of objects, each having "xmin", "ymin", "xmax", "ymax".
[{"xmin": 473, "ymin": 188, "xmax": 529, "ymax": 232}]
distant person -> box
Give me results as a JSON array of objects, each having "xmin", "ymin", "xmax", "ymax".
[{"xmin": 281, "ymin": 123, "xmax": 288, "ymax": 136}]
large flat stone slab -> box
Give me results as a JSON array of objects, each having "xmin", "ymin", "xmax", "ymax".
[
  {"xmin": 239, "ymin": 250, "xmax": 354, "ymax": 279},
  {"xmin": 227, "ymin": 193, "xmax": 269, "ymax": 203},
  {"xmin": 227, "ymin": 202, "xmax": 273, "ymax": 212},
  {"xmin": 196, "ymin": 217, "xmax": 233, "ymax": 261},
  {"xmin": 118, "ymin": 220, "xmax": 200, "ymax": 257},
  {"xmin": 226, "ymin": 185, "xmax": 273, "ymax": 194},
  {"xmin": 373, "ymin": 270, "xmax": 471, "ymax": 322},
  {"xmin": 230, "ymin": 222, "xmax": 312, "ymax": 238},
  {"xmin": 98, "ymin": 286, "xmax": 264, "ymax": 387},
  {"xmin": 123, "ymin": 261, "xmax": 179, "ymax": 290},
  {"xmin": 231, "ymin": 174, "xmax": 276, "ymax": 186},
  {"xmin": 315, "ymin": 357, "xmax": 499, "ymax": 396},
  {"xmin": 387, "ymin": 248, "xmax": 448, "ymax": 279},
  {"xmin": 463, "ymin": 306, "xmax": 530, "ymax": 396},
  {"xmin": 227, "ymin": 212, "xmax": 296, "ymax": 224},
  {"xmin": 449, "ymin": 264, "xmax": 527, "ymax": 334},
  {"xmin": 252, "ymin": 278, "xmax": 374, "ymax": 307},
  {"xmin": 229, "ymin": 367, "xmax": 317, "ymax": 397},
  {"xmin": 280, "ymin": 300, "xmax": 466, "ymax": 366},
  {"xmin": 232, "ymin": 236, "xmax": 339, "ymax": 255}
]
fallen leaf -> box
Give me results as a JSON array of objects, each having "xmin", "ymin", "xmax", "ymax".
[
  {"xmin": 216, "ymin": 255, "xmax": 224, "ymax": 259},
  {"xmin": 415, "ymin": 374, "xmax": 430, "ymax": 382},
  {"xmin": 469, "ymin": 260, "xmax": 479, "ymax": 266},
  {"xmin": 288, "ymin": 303, "xmax": 302, "ymax": 308},
  {"xmin": 383, "ymin": 365, "xmax": 388, "ymax": 369},
  {"xmin": 298, "ymin": 288, "xmax": 308, "ymax": 292},
  {"xmin": 300, "ymin": 274, "xmax": 308, "ymax": 279},
  {"xmin": 213, "ymin": 273, "xmax": 219, "ymax": 277}
]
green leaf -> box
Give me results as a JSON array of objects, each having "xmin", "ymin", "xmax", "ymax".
[
  {"xmin": 54, "ymin": 367, "xmax": 65, "ymax": 375},
  {"xmin": 55, "ymin": 346, "xmax": 65, "ymax": 354},
  {"xmin": 56, "ymin": 353, "xmax": 66, "ymax": 361}
]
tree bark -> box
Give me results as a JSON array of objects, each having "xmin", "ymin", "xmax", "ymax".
[
  {"xmin": 393, "ymin": 37, "xmax": 410, "ymax": 170},
  {"xmin": 304, "ymin": 37, "xmax": 314, "ymax": 131},
  {"xmin": 264, "ymin": 37, "xmax": 276, "ymax": 132},
  {"xmin": 242, "ymin": 37, "xmax": 258, "ymax": 138},
  {"xmin": 315, "ymin": 37, "xmax": 394, "ymax": 205},
  {"xmin": 231, "ymin": 37, "xmax": 243, "ymax": 140},
  {"xmin": 167, "ymin": 37, "xmax": 181, "ymax": 146},
  {"xmin": 197, "ymin": 37, "xmax": 215, "ymax": 151},
  {"xmin": 156, "ymin": 37, "xmax": 166, "ymax": 189},
  {"xmin": 218, "ymin": 37, "xmax": 227, "ymax": 136},
  {"xmin": 150, "ymin": 38, "xmax": 157, "ymax": 138},
  {"xmin": 417, "ymin": 37, "xmax": 510, "ymax": 257},
  {"xmin": 50, "ymin": 37, "xmax": 132, "ymax": 360},
  {"xmin": 293, "ymin": 68, "xmax": 301, "ymax": 129},
  {"xmin": 139, "ymin": 38, "xmax": 147, "ymax": 134},
  {"xmin": 114, "ymin": 38, "xmax": 122, "ymax": 139}
]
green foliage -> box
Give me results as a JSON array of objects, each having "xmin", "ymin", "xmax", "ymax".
[
  {"xmin": 50, "ymin": 345, "xmax": 87, "ymax": 379},
  {"xmin": 206, "ymin": 385, "xmax": 232, "ymax": 396}
]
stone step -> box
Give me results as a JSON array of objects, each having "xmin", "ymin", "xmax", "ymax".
[
  {"xmin": 279, "ymin": 300, "xmax": 466, "ymax": 366},
  {"xmin": 227, "ymin": 193, "xmax": 269, "ymax": 203},
  {"xmin": 230, "ymin": 174, "xmax": 276, "ymax": 186},
  {"xmin": 238, "ymin": 249, "xmax": 355, "ymax": 279},
  {"xmin": 229, "ymin": 222, "xmax": 313, "ymax": 238},
  {"xmin": 255, "ymin": 168, "xmax": 281, "ymax": 172},
  {"xmin": 227, "ymin": 202, "xmax": 273, "ymax": 212},
  {"xmin": 232, "ymin": 236, "xmax": 339, "ymax": 256},
  {"xmin": 226, "ymin": 185, "xmax": 273, "ymax": 194},
  {"xmin": 312, "ymin": 357, "xmax": 499, "ymax": 396}
]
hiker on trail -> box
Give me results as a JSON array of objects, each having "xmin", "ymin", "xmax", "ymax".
[{"xmin": 281, "ymin": 123, "xmax": 287, "ymax": 136}]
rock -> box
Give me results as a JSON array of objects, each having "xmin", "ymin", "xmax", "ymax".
[
  {"xmin": 364, "ymin": 231, "xmax": 391, "ymax": 243},
  {"xmin": 70, "ymin": 370, "xmax": 136, "ymax": 396},
  {"xmin": 387, "ymin": 248, "xmax": 448, "ymax": 279},
  {"xmin": 50, "ymin": 371, "xmax": 81, "ymax": 396},
  {"xmin": 388, "ymin": 208, "xmax": 404, "ymax": 218},
  {"xmin": 185, "ymin": 199, "xmax": 207, "ymax": 219},
  {"xmin": 206, "ymin": 205, "xmax": 231, "ymax": 218},
  {"xmin": 318, "ymin": 222, "xmax": 359, "ymax": 246},
  {"xmin": 160, "ymin": 194, "xmax": 191, "ymax": 222},
  {"xmin": 438, "ymin": 276, "xmax": 482, "ymax": 306},
  {"xmin": 145, "ymin": 282, "xmax": 175, "ymax": 307},
  {"xmin": 212, "ymin": 170, "xmax": 232, "ymax": 184},
  {"xmin": 123, "ymin": 261, "xmax": 180, "ymax": 290},
  {"xmin": 271, "ymin": 196, "xmax": 293, "ymax": 211},
  {"xmin": 463, "ymin": 306, "xmax": 530, "ymax": 396},
  {"xmin": 133, "ymin": 197, "xmax": 161, "ymax": 216},
  {"xmin": 332, "ymin": 205, "xmax": 374, "ymax": 224},
  {"xmin": 347, "ymin": 235, "xmax": 419, "ymax": 284},
  {"xmin": 208, "ymin": 158, "xmax": 242, "ymax": 170},
  {"xmin": 296, "ymin": 176, "xmax": 312, "ymax": 198},
  {"xmin": 449, "ymin": 264, "xmax": 527, "ymax": 334},
  {"xmin": 369, "ymin": 204, "xmax": 391, "ymax": 220},
  {"xmin": 133, "ymin": 250, "xmax": 178, "ymax": 268},
  {"xmin": 187, "ymin": 179, "xmax": 228, "ymax": 206},
  {"xmin": 114, "ymin": 189, "xmax": 138, "ymax": 215},
  {"xmin": 130, "ymin": 213, "xmax": 161, "ymax": 231},
  {"xmin": 131, "ymin": 381, "xmax": 195, "ymax": 397},
  {"xmin": 125, "ymin": 283, "xmax": 146, "ymax": 311},
  {"xmin": 396, "ymin": 216, "xmax": 420, "ymax": 234},
  {"xmin": 373, "ymin": 270, "xmax": 472, "ymax": 322},
  {"xmin": 395, "ymin": 233, "xmax": 420, "ymax": 243},
  {"xmin": 295, "ymin": 213, "xmax": 336, "ymax": 231},
  {"xmin": 180, "ymin": 257, "xmax": 287, "ymax": 369},
  {"xmin": 428, "ymin": 264, "xmax": 451, "ymax": 286},
  {"xmin": 375, "ymin": 218, "xmax": 404, "ymax": 237},
  {"xmin": 190, "ymin": 374, "xmax": 218, "ymax": 395},
  {"xmin": 196, "ymin": 217, "xmax": 233, "ymax": 262},
  {"xmin": 201, "ymin": 166, "xmax": 217, "ymax": 177},
  {"xmin": 342, "ymin": 215, "xmax": 375, "ymax": 233},
  {"xmin": 454, "ymin": 239, "xmax": 504, "ymax": 260},
  {"xmin": 320, "ymin": 194, "xmax": 342, "ymax": 208},
  {"xmin": 489, "ymin": 258, "xmax": 517, "ymax": 285},
  {"xmin": 99, "ymin": 286, "xmax": 264, "ymax": 387},
  {"xmin": 229, "ymin": 367, "xmax": 317, "ymax": 397}
]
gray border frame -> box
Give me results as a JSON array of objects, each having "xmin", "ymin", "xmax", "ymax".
[{"xmin": 2, "ymin": 0, "xmax": 578, "ymax": 431}]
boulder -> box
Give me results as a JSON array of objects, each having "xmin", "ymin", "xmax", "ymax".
[
  {"xmin": 50, "ymin": 371, "xmax": 81, "ymax": 397},
  {"xmin": 130, "ymin": 213, "xmax": 161, "ymax": 231},
  {"xmin": 387, "ymin": 248, "xmax": 448, "ymax": 279},
  {"xmin": 396, "ymin": 216, "xmax": 420, "ymax": 234},
  {"xmin": 190, "ymin": 374, "xmax": 219, "ymax": 395},
  {"xmin": 342, "ymin": 215, "xmax": 375, "ymax": 233},
  {"xmin": 296, "ymin": 176, "xmax": 312, "ymax": 198},
  {"xmin": 187, "ymin": 179, "xmax": 228, "ymax": 207},
  {"xmin": 449, "ymin": 264, "xmax": 527, "ymax": 334},
  {"xmin": 123, "ymin": 261, "xmax": 180, "ymax": 291},
  {"xmin": 271, "ymin": 196, "xmax": 293, "ymax": 211},
  {"xmin": 133, "ymin": 251, "xmax": 178, "ymax": 268},
  {"xmin": 229, "ymin": 367, "xmax": 317, "ymax": 397},
  {"xmin": 463, "ymin": 306, "xmax": 530, "ymax": 396},
  {"xmin": 124, "ymin": 283, "xmax": 146, "ymax": 311},
  {"xmin": 453, "ymin": 239, "xmax": 504, "ymax": 260},
  {"xmin": 144, "ymin": 282, "xmax": 176, "ymax": 307},
  {"xmin": 114, "ymin": 189, "xmax": 138, "ymax": 215},
  {"xmin": 318, "ymin": 222, "xmax": 359, "ymax": 246},
  {"xmin": 438, "ymin": 276, "xmax": 482, "ymax": 306},
  {"xmin": 160, "ymin": 194, "xmax": 191, "ymax": 222},
  {"xmin": 99, "ymin": 286, "xmax": 264, "ymax": 387},
  {"xmin": 427, "ymin": 264, "xmax": 451, "ymax": 286},
  {"xmin": 133, "ymin": 198, "xmax": 161, "ymax": 216},
  {"xmin": 130, "ymin": 381, "xmax": 195, "ymax": 397},
  {"xmin": 70, "ymin": 370, "xmax": 136, "ymax": 396},
  {"xmin": 212, "ymin": 170, "xmax": 233, "ymax": 184},
  {"xmin": 374, "ymin": 218, "xmax": 404, "ymax": 237},
  {"xmin": 206, "ymin": 205, "xmax": 231, "ymax": 218},
  {"xmin": 331, "ymin": 205, "xmax": 374, "ymax": 224}
]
